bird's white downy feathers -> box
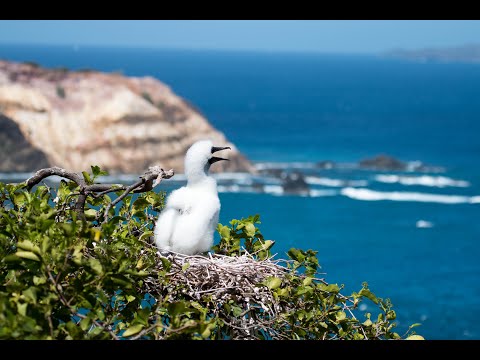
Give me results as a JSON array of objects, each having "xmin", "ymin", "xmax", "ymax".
[{"xmin": 154, "ymin": 139, "xmax": 229, "ymax": 255}]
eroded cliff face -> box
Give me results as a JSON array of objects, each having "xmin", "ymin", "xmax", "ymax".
[
  {"xmin": 0, "ymin": 60, "xmax": 254, "ymax": 174},
  {"xmin": 0, "ymin": 113, "xmax": 50, "ymax": 172}
]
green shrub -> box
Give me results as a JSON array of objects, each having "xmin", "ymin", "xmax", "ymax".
[{"xmin": 0, "ymin": 167, "xmax": 423, "ymax": 340}]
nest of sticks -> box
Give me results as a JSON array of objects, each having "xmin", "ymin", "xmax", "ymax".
[
  {"xmin": 138, "ymin": 250, "xmax": 291, "ymax": 339},
  {"xmin": 141, "ymin": 249, "xmax": 327, "ymax": 339}
]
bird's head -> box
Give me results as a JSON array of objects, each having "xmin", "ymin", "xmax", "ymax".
[{"xmin": 184, "ymin": 139, "xmax": 231, "ymax": 182}]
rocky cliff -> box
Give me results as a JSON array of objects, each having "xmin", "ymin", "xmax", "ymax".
[{"xmin": 0, "ymin": 60, "xmax": 254, "ymax": 174}]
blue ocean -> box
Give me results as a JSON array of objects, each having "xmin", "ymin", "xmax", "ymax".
[{"xmin": 1, "ymin": 44, "xmax": 480, "ymax": 340}]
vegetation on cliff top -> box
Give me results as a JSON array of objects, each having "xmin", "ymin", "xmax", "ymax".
[{"xmin": 0, "ymin": 166, "xmax": 423, "ymax": 340}]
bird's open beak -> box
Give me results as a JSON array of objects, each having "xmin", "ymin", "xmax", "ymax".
[
  {"xmin": 209, "ymin": 146, "xmax": 231, "ymax": 164},
  {"xmin": 211, "ymin": 146, "xmax": 231, "ymax": 154}
]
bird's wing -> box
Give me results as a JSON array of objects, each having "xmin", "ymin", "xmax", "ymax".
[
  {"xmin": 165, "ymin": 187, "xmax": 189, "ymax": 211},
  {"xmin": 154, "ymin": 187, "xmax": 189, "ymax": 251},
  {"xmin": 154, "ymin": 207, "xmax": 178, "ymax": 250}
]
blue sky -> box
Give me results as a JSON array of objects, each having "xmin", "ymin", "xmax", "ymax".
[{"xmin": 0, "ymin": 20, "xmax": 479, "ymax": 54}]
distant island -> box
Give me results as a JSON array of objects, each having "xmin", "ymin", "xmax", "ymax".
[{"xmin": 382, "ymin": 43, "xmax": 480, "ymax": 64}]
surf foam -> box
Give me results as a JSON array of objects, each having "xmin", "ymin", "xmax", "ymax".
[
  {"xmin": 375, "ymin": 174, "xmax": 470, "ymax": 188},
  {"xmin": 341, "ymin": 187, "xmax": 479, "ymax": 204}
]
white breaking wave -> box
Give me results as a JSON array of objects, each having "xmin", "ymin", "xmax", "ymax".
[
  {"xmin": 217, "ymin": 185, "xmax": 244, "ymax": 193},
  {"xmin": 213, "ymin": 172, "xmax": 254, "ymax": 185},
  {"xmin": 406, "ymin": 161, "xmax": 445, "ymax": 173},
  {"xmin": 254, "ymin": 162, "xmax": 317, "ymax": 170},
  {"xmin": 305, "ymin": 176, "xmax": 368, "ymax": 187},
  {"xmin": 469, "ymin": 196, "xmax": 480, "ymax": 204},
  {"xmin": 305, "ymin": 176, "xmax": 343, "ymax": 187},
  {"xmin": 263, "ymin": 185, "xmax": 284, "ymax": 195},
  {"xmin": 375, "ymin": 174, "xmax": 470, "ymax": 188},
  {"xmin": 309, "ymin": 189, "xmax": 338, "ymax": 197},
  {"xmin": 341, "ymin": 187, "xmax": 480, "ymax": 204},
  {"xmin": 416, "ymin": 220, "xmax": 434, "ymax": 228}
]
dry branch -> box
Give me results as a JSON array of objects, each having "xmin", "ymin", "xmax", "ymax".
[{"xmin": 23, "ymin": 166, "xmax": 174, "ymax": 221}]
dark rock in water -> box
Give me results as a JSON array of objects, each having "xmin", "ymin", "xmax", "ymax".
[
  {"xmin": 359, "ymin": 154, "xmax": 406, "ymax": 171},
  {"xmin": 316, "ymin": 160, "xmax": 335, "ymax": 169},
  {"xmin": 251, "ymin": 182, "xmax": 265, "ymax": 193},
  {"xmin": 258, "ymin": 168, "xmax": 284, "ymax": 178},
  {"xmin": 282, "ymin": 171, "xmax": 309, "ymax": 195}
]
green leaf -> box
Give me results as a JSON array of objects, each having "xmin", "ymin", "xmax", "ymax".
[
  {"xmin": 264, "ymin": 276, "xmax": 282, "ymax": 290},
  {"xmin": 303, "ymin": 277, "xmax": 313, "ymax": 286},
  {"xmin": 287, "ymin": 248, "xmax": 305, "ymax": 262},
  {"xmin": 84, "ymin": 208, "xmax": 97, "ymax": 220},
  {"xmin": 182, "ymin": 262, "xmax": 190, "ymax": 272},
  {"xmin": 232, "ymin": 306, "xmax": 243, "ymax": 317},
  {"xmin": 111, "ymin": 276, "xmax": 132, "ymax": 288},
  {"xmin": 139, "ymin": 231, "xmax": 153, "ymax": 242},
  {"xmin": 15, "ymin": 251, "xmax": 41, "ymax": 262},
  {"xmin": 60, "ymin": 223, "xmax": 74, "ymax": 236},
  {"xmin": 245, "ymin": 222, "xmax": 256, "ymax": 237},
  {"xmin": 319, "ymin": 283, "xmax": 340, "ymax": 293},
  {"xmin": 17, "ymin": 240, "xmax": 42, "ymax": 255},
  {"xmin": 17, "ymin": 302, "xmax": 28, "ymax": 316},
  {"xmin": 261, "ymin": 240, "xmax": 275, "ymax": 251},
  {"xmin": 362, "ymin": 319, "xmax": 373, "ymax": 326},
  {"xmin": 91, "ymin": 165, "xmax": 108, "ymax": 177},
  {"xmin": 201, "ymin": 323, "xmax": 215, "ymax": 339},
  {"xmin": 88, "ymin": 258, "xmax": 103, "ymax": 275},
  {"xmin": 354, "ymin": 332, "xmax": 365, "ymax": 340},
  {"xmin": 168, "ymin": 302, "xmax": 187, "ymax": 317},
  {"xmin": 132, "ymin": 198, "xmax": 150, "ymax": 213},
  {"xmin": 2, "ymin": 254, "xmax": 21, "ymax": 263},
  {"xmin": 82, "ymin": 171, "xmax": 93, "ymax": 185},
  {"xmin": 80, "ymin": 317, "xmax": 91, "ymax": 331},
  {"xmin": 160, "ymin": 257, "xmax": 171, "ymax": 271},
  {"xmin": 96, "ymin": 309, "xmax": 105, "ymax": 321},
  {"xmin": 23, "ymin": 287, "xmax": 38, "ymax": 304},
  {"xmin": 406, "ymin": 335, "xmax": 425, "ymax": 340},
  {"xmin": 359, "ymin": 288, "xmax": 379, "ymax": 304},
  {"xmin": 218, "ymin": 225, "xmax": 230, "ymax": 239},
  {"xmin": 13, "ymin": 192, "xmax": 26, "ymax": 206},
  {"xmin": 89, "ymin": 326, "xmax": 103, "ymax": 337},
  {"xmin": 386, "ymin": 310, "xmax": 396, "ymax": 320},
  {"xmin": 33, "ymin": 276, "xmax": 46, "ymax": 285},
  {"xmin": 336, "ymin": 311, "xmax": 346, "ymax": 321}
]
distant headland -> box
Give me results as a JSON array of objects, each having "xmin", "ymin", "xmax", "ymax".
[
  {"xmin": 0, "ymin": 59, "xmax": 254, "ymax": 174},
  {"xmin": 382, "ymin": 43, "xmax": 480, "ymax": 64}
]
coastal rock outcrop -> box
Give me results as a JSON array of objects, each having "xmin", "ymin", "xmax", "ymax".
[
  {"xmin": 281, "ymin": 171, "xmax": 310, "ymax": 195},
  {"xmin": 0, "ymin": 60, "xmax": 254, "ymax": 174},
  {"xmin": 359, "ymin": 154, "xmax": 406, "ymax": 171}
]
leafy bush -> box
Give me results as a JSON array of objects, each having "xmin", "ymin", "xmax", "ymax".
[{"xmin": 0, "ymin": 167, "xmax": 423, "ymax": 339}]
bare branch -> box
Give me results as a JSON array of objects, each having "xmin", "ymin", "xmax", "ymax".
[
  {"xmin": 26, "ymin": 166, "xmax": 85, "ymax": 190},
  {"xmin": 102, "ymin": 167, "xmax": 174, "ymax": 223},
  {"xmin": 23, "ymin": 166, "xmax": 174, "ymax": 221}
]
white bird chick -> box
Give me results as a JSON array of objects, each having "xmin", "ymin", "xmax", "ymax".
[{"xmin": 154, "ymin": 139, "xmax": 231, "ymax": 255}]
